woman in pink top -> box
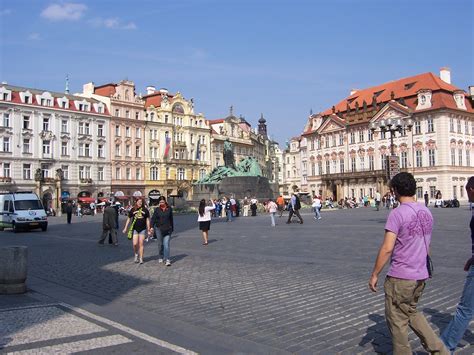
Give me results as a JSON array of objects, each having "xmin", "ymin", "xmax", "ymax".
[
  {"xmin": 266, "ymin": 199, "xmax": 278, "ymax": 227},
  {"xmin": 197, "ymin": 199, "xmax": 215, "ymax": 245}
]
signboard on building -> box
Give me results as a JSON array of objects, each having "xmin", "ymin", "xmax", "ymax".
[{"xmin": 388, "ymin": 155, "xmax": 400, "ymax": 180}]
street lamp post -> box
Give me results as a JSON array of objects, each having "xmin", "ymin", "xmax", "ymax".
[{"xmin": 370, "ymin": 117, "xmax": 414, "ymax": 180}]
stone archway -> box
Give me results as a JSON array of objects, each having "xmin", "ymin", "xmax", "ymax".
[{"xmin": 42, "ymin": 191, "xmax": 53, "ymax": 211}]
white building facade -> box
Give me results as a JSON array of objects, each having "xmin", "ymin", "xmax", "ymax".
[{"xmin": 0, "ymin": 84, "xmax": 112, "ymax": 212}]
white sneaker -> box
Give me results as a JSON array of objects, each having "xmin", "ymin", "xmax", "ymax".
[
  {"xmin": 134, "ymin": 254, "xmax": 139, "ymax": 263},
  {"xmin": 139, "ymin": 258, "xmax": 143, "ymax": 264},
  {"xmin": 158, "ymin": 258, "xmax": 163, "ymax": 263},
  {"xmin": 165, "ymin": 260, "xmax": 171, "ymax": 266},
  {"xmin": 318, "ymin": 217, "xmax": 322, "ymax": 220}
]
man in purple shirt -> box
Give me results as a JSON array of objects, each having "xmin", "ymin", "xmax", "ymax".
[
  {"xmin": 369, "ymin": 172, "xmax": 448, "ymax": 354},
  {"xmin": 441, "ymin": 176, "xmax": 474, "ymax": 352}
]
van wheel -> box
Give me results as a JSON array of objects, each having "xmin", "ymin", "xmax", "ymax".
[
  {"xmin": 41, "ymin": 225, "xmax": 47, "ymax": 232},
  {"xmin": 0, "ymin": 226, "xmax": 4, "ymax": 231},
  {"xmin": 12, "ymin": 222, "xmax": 18, "ymax": 233}
]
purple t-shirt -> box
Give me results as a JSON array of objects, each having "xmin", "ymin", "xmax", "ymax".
[{"xmin": 385, "ymin": 202, "xmax": 432, "ymax": 280}]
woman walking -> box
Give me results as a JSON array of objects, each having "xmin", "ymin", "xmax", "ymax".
[
  {"xmin": 312, "ymin": 195, "xmax": 322, "ymax": 220},
  {"xmin": 150, "ymin": 196, "xmax": 174, "ymax": 266},
  {"xmin": 266, "ymin": 199, "xmax": 278, "ymax": 227},
  {"xmin": 198, "ymin": 199, "xmax": 215, "ymax": 245},
  {"xmin": 122, "ymin": 198, "xmax": 150, "ymax": 264}
]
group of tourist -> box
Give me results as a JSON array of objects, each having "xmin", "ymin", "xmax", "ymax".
[{"xmin": 369, "ymin": 172, "xmax": 474, "ymax": 354}]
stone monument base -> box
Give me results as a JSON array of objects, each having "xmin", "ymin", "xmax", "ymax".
[{"xmin": 193, "ymin": 176, "xmax": 275, "ymax": 201}]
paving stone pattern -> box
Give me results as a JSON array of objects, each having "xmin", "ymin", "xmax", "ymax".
[{"xmin": 0, "ymin": 207, "xmax": 473, "ymax": 353}]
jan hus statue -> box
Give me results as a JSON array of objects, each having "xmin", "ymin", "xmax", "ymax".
[{"xmin": 223, "ymin": 138, "xmax": 235, "ymax": 169}]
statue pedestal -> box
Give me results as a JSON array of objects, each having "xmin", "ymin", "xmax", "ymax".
[{"xmin": 193, "ymin": 176, "xmax": 274, "ymax": 201}]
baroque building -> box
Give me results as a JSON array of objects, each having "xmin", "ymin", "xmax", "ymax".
[
  {"xmin": 143, "ymin": 87, "xmax": 211, "ymax": 200},
  {"xmin": 297, "ymin": 68, "xmax": 474, "ymax": 202},
  {"xmin": 0, "ymin": 83, "xmax": 111, "ymax": 211},
  {"xmin": 80, "ymin": 80, "xmax": 146, "ymax": 204}
]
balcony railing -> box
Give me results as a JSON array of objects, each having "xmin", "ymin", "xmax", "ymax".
[
  {"xmin": 80, "ymin": 178, "xmax": 93, "ymax": 184},
  {"xmin": 320, "ymin": 169, "xmax": 387, "ymax": 181},
  {"xmin": 0, "ymin": 176, "xmax": 12, "ymax": 183}
]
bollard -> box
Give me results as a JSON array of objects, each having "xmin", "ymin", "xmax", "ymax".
[{"xmin": 0, "ymin": 246, "xmax": 28, "ymax": 294}]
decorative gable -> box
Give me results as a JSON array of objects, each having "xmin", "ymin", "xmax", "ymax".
[
  {"xmin": 416, "ymin": 89, "xmax": 432, "ymax": 110},
  {"xmin": 317, "ymin": 115, "xmax": 345, "ymax": 134},
  {"xmin": 453, "ymin": 90, "xmax": 467, "ymax": 110},
  {"xmin": 370, "ymin": 102, "xmax": 412, "ymax": 126}
]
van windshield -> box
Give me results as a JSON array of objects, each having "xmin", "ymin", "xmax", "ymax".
[{"xmin": 14, "ymin": 200, "xmax": 43, "ymax": 210}]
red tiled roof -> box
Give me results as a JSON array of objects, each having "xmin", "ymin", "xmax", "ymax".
[
  {"xmin": 208, "ymin": 119, "xmax": 224, "ymax": 124},
  {"xmin": 1, "ymin": 85, "xmax": 109, "ymax": 115},
  {"xmin": 143, "ymin": 91, "xmax": 174, "ymax": 108},
  {"xmin": 321, "ymin": 72, "xmax": 473, "ymax": 116}
]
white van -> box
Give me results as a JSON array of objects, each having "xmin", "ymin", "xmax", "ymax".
[{"xmin": 0, "ymin": 192, "xmax": 48, "ymax": 232}]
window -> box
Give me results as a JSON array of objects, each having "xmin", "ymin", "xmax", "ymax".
[
  {"xmin": 3, "ymin": 137, "xmax": 10, "ymax": 152},
  {"xmin": 467, "ymin": 149, "xmax": 471, "ymax": 167},
  {"xmin": 115, "ymin": 144, "xmax": 120, "ymax": 156},
  {"xmin": 381, "ymin": 155, "xmax": 387, "ymax": 170},
  {"xmin": 84, "ymin": 144, "xmax": 91, "ymax": 157},
  {"xmin": 136, "ymin": 168, "xmax": 141, "ymax": 180},
  {"xmin": 79, "ymin": 166, "xmax": 85, "ymax": 179},
  {"xmin": 135, "ymin": 127, "xmax": 141, "ymax": 138},
  {"xmin": 451, "ymin": 148, "xmax": 456, "ymax": 166},
  {"xmin": 84, "ymin": 123, "xmax": 90, "ymax": 135},
  {"xmin": 416, "ymin": 187, "xmax": 423, "ymax": 199},
  {"xmin": 428, "ymin": 149, "xmax": 435, "ymax": 166},
  {"xmin": 125, "ymin": 127, "xmax": 131, "ymax": 137},
  {"xmin": 416, "ymin": 150, "xmax": 423, "ymax": 167},
  {"xmin": 414, "ymin": 121, "xmax": 421, "ymax": 135},
  {"xmin": 43, "ymin": 117, "xmax": 50, "ymax": 131},
  {"xmin": 368, "ymin": 130, "xmax": 373, "ymax": 141},
  {"xmin": 98, "ymin": 167, "xmax": 104, "ymax": 181},
  {"xmin": 310, "ymin": 139, "xmax": 315, "ymax": 150},
  {"xmin": 459, "ymin": 149, "xmax": 463, "ymax": 166},
  {"xmin": 98, "ymin": 144, "xmax": 104, "ymax": 158},
  {"xmin": 125, "ymin": 145, "xmax": 131, "ymax": 157},
  {"xmin": 340, "ymin": 159, "xmax": 344, "ymax": 173},
  {"xmin": 115, "ymin": 109, "xmax": 119, "ymax": 117},
  {"xmin": 150, "ymin": 166, "xmax": 159, "ymax": 180},
  {"xmin": 23, "ymin": 139, "xmax": 30, "ymax": 154},
  {"xmin": 453, "ymin": 185, "xmax": 457, "ymax": 198},
  {"xmin": 450, "ymin": 118, "xmax": 454, "ymax": 132},
  {"xmin": 311, "ymin": 162, "xmax": 316, "ymax": 175},
  {"xmin": 427, "ymin": 118, "xmax": 434, "ymax": 133},
  {"xmin": 339, "ymin": 134, "xmax": 344, "ymax": 146},
  {"xmin": 97, "ymin": 124, "xmax": 104, "ymax": 137},
  {"xmin": 457, "ymin": 119, "xmax": 462, "ymax": 133},
  {"xmin": 61, "ymin": 165, "xmax": 69, "ymax": 180},
  {"xmin": 61, "ymin": 119, "xmax": 68, "ymax": 133},
  {"xmin": 325, "ymin": 160, "xmax": 330, "ymax": 174},
  {"xmin": 351, "ymin": 157, "xmax": 356, "ymax": 172},
  {"xmin": 460, "ymin": 185, "xmax": 465, "ymax": 198},
  {"xmin": 350, "ymin": 132, "xmax": 355, "ymax": 144},
  {"xmin": 115, "ymin": 125, "xmax": 120, "ymax": 136},
  {"xmin": 61, "ymin": 141, "xmax": 68, "ymax": 156},
  {"xmin": 23, "ymin": 116, "xmax": 30, "ymax": 129},
  {"xmin": 135, "ymin": 145, "xmax": 141, "ymax": 158},
  {"xmin": 401, "ymin": 151, "xmax": 407, "ymax": 168},
  {"xmin": 165, "ymin": 115, "xmax": 169, "ymax": 123},
  {"xmin": 125, "ymin": 110, "xmax": 130, "ymax": 119},
  {"xmin": 332, "ymin": 135, "xmax": 336, "ymax": 147},
  {"xmin": 135, "ymin": 112, "xmax": 140, "ymax": 120},
  {"xmin": 430, "ymin": 186, "xmax": 437, "ymax": 199},
  {"xmin": 3, "ymin": 113, "xmax": 10, "ymax": 127},
  {"xmin": 317, "ymin": 139, "xmax": 321, "ymax": 149},
  {"xmin": 23, "ymin": 164, "xmax": 31, "ymax": 180},
  {"xmin": 465, "ymin": 121, "xmax": 469, "ymax": 135},
  {"xmin": 359, "ymin": 131, "xmax": 364, "ymax": 142},
  {"xmin": 360, "ymin": 156, "xmax": 365, "ymax": 170},
  {"xmin": 3, "ymin": 163, "xmax": 10, "ymax": 177},
  {"xmin": 126, "ymin": 168, "xmax": 131, "ymax": 180},
  {"xmin": 381, "ymin": 131, "xmax": 386, "ymax": 139},
  {"xmin": 115, "ymin": 167, "xmax": 121, "ymax": 180}
]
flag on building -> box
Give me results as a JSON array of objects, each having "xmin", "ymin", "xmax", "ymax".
[{"xmin": 164, "ymin": 136, "xmax": 171, "ymax": 159}]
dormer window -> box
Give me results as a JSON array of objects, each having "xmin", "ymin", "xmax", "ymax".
[
  {"xmin": 24, "ymin": 95, "xmax": 31, "ymax": 104},
  {"xmin": 416, "ymin": 89, "xmax": 432, "ymax": 110},
  {"xmin": 0, "ymin": 87, "xmax": 12, "ymax": 101},
  {"xmin": 453, "ymin": 91, "xmax": 467, "ymax": 110}
]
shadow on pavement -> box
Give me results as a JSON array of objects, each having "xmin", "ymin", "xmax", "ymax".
[{"xmin": 359, "ymin": 313, "xmax": 392, "ymax": 354}]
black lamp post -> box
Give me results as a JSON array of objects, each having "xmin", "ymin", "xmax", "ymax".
[{"xmin": 370, "ymin": 117, "xmax": 414, "ymax": 180}]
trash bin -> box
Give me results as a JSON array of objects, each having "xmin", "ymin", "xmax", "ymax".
[{"xmin": 0, "ymin": 246, "xmax": 28, "ymax": 294}]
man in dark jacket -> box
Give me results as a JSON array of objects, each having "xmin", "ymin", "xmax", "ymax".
[
  {"xmin": 286, "ymin": 193, "xmax": 303, "ymax": 224},
  {"xmin": 65, "ymin": 201, "xmax": 73, "ymax": 224},
  {"xmin": 98, "ymin": 202, "xmax": 118, "ymax": 245}
]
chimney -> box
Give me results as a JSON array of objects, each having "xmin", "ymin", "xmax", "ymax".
[
  {"xmin": 440, "ymin": 67, "xmax": 451, "ymax": 84},
  {"xmin": 350, "ymin": 89, "xmax": 359, "ymax": 95},
  {"xmin": 146, "ymin": 86, "xmax": 156, "ymax": 95},
  {"xmin": 159, "ymin": 88, "xmax": 168, "ymax": 94},
  {"xmin": 83, "ymin": 82, "xmax": 95, "ymax": 95},
  {"xmin": 469, "ymin": 86, "xmax": 474, "ymax": 98}
]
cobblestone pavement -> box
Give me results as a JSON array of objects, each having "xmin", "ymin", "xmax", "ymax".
[{"xmin": 0, "ymin": 207, "xmax": 473, "ymax": 354}]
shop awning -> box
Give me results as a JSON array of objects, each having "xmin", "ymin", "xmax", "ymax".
[
  {"xmin": 114, "ymin": 195, "xmax": 130, "ymax": 200},
  {"xmin": 78, "ymin": 197, "xmax": 95, "ymax": 203}
]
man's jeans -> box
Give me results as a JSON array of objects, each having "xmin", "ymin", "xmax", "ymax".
[
  {"xmin": 226, "ymin": 210, "xmax": 232, "ymax": 222},
  {"xmin": 158, "ymin": 231, "xmax": 171, "ymax": 260},
  {"xmin": 441, "ymin": 266, "xmax": 474, "ymax": 352},
  {"xmin": 314, "ymin": 207, "xmax": 321, "ymax": 219}
]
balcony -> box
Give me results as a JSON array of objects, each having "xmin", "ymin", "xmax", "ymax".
[
  {"xmin": 0, "ymin": 176, "xmax": 12, "ymax": 183},
  {"xmin": 80, "ymin": 178, "xmax": 93, "ymax": 185},
  {"xmin": 320, "ymin": 169, "xmax": 387, "ymax": 181}
]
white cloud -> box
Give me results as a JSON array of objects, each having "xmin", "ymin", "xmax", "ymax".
[
  {"xmin": 28, "ymin": 33, "xmax": 41, "ymax": 41},
  {"xmin": 41, "ymin": 3, "xmax": 87, "ymax": 21},
  {"xmin": 89, "ymin": 17, "xmax": 137, "ymax": 30},
  {"xmin": 0, "ymin": 9, "xmax": 12, "ymax": 16}
]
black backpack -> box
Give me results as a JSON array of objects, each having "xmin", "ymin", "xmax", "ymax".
[
  {"xmin": 225, "ymin": 201, "xmax": 231, "ymax": 210},
  {"xmin": 294, "ymin": 195, "xmax": 301, "ymax": 210}
]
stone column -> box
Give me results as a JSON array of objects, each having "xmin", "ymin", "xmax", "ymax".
[
  {"xmin": 0, "ymin": 246, "xmax": 28, "ymax": 294},
  {"xmin": 55, "ymin": 180, "xmax": 62, "ymax": 216}
]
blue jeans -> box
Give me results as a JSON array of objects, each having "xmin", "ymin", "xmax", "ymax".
[
  {"xmin": 158, "ymin": 230, "xmax": 171, "ymax": 261},
  {"xmin": 441, "ymin": 265, "xmax": 474, "ymax": 352},
  {"xmin": 226, "ymin": 210, "xmax": 232, "ymax": 222},
  {"xmin": 270, "ymin": 212, "xmax": 275, "ymax": 226},
  {"xmin": 314, "ymin": 207, "xmax": 321, "ymax": 219}
]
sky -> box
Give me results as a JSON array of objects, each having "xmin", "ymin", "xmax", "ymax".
[{"xmin": 0, "ymin": 0, "xmax": 472, "ymax": 145}]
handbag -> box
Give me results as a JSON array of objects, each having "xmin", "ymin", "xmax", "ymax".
[{"xmin": 406, "ymin": 204, "xmax": 433, "ymax": 278}]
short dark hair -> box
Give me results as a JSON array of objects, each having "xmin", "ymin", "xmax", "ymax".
[
  {"xmin": 389, "ymin": 172, "xmax": 416, "ymax": 197},
  {"xmin": 467, "ymin": 176, "xmax": 474, "ymax": 189}
]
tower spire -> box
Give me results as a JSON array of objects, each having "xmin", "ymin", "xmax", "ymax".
[{"xmin": 229, "ymin": 105, "xmax": 233, "ymax": 117}]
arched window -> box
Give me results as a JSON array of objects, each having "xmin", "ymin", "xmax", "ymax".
[{"xmin": 177, "ymin": 168, "xmax": 185, "ymax": 180}]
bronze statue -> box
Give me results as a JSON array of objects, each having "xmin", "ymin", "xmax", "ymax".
[
  {"xmin": 223, "ymin": 138, "xmax": 235, "ymax": 168},
  {"xmin": 34, "ymin": 168, "xmax": 42, "ymax": 182}
]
